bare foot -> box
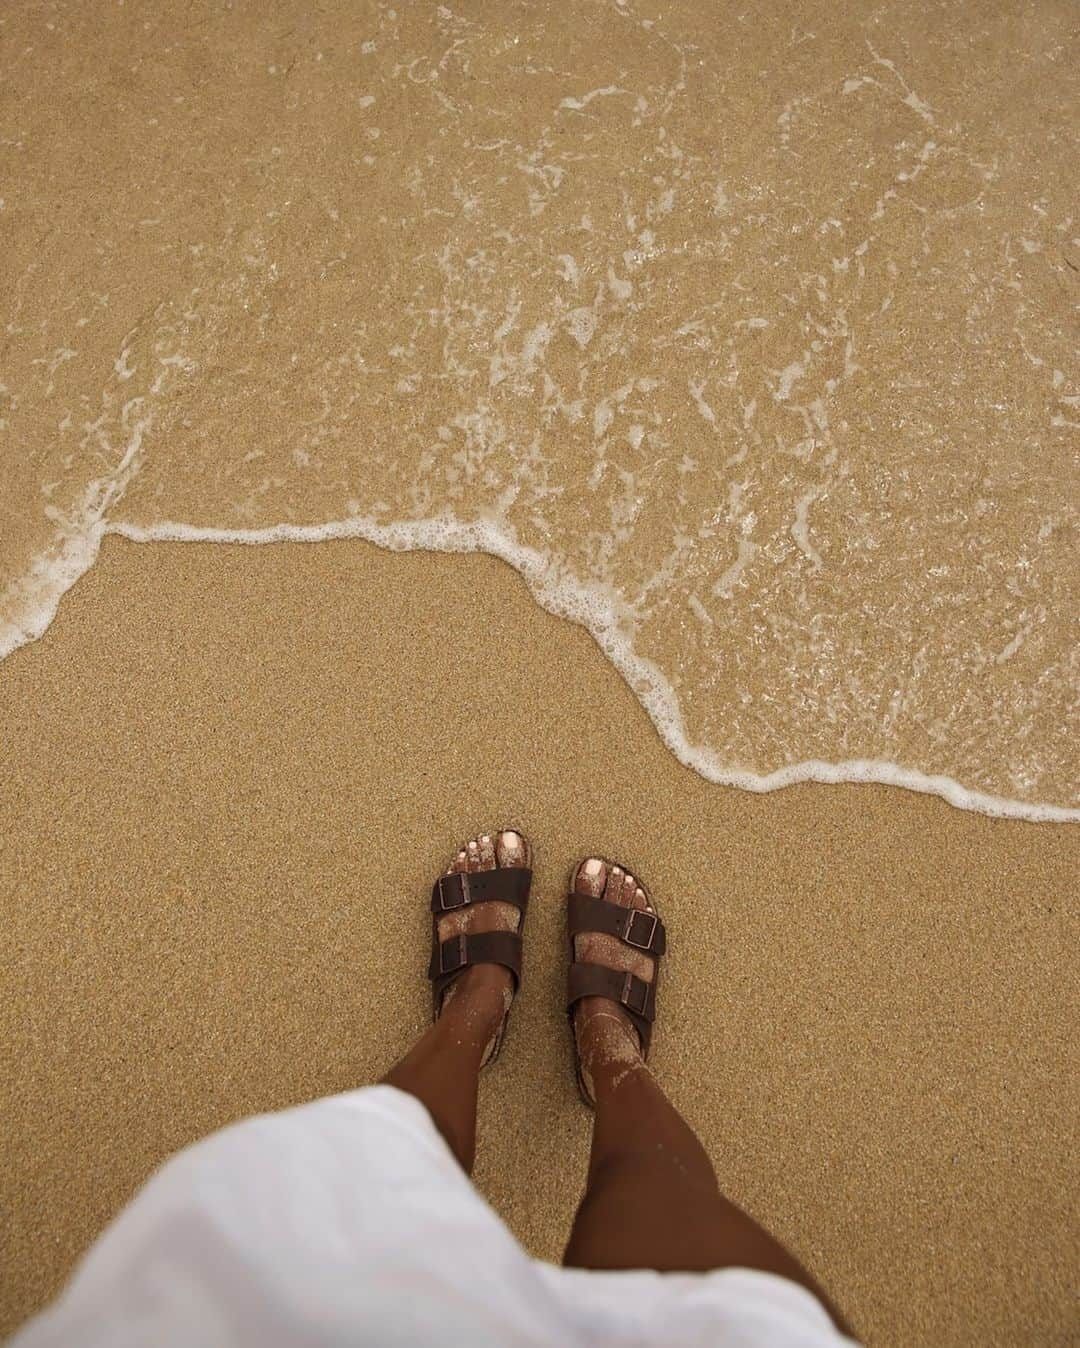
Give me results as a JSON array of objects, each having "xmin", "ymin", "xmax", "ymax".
[
  {"xmin": 571, "ymin": 856, "xmax": 657, "ymax": 1100},
  {"xmin": 437, "ymin": 829, "xmax": 530, "ymax": 1060}
]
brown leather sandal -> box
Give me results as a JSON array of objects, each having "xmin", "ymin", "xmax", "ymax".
[
  {"xmin": 428, "ymin": 850, "xmax": 532, "ymax": 1067},
  {"xmin": 565, "ymin": 861, "xmax": 667, "ymax": 1106}
]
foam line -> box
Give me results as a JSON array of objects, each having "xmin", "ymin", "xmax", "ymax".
[{"xmin": 4, "ymin": 513, "xmax": 1078, "ymax": 824}]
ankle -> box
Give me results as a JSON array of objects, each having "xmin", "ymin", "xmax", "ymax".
[
  {"xmin": 576, "ymin": 1000, "xmax": 643, "ymax": 1066},
  {"xmin": 441, "ymin": 966, "xmax": 513, "ymax": 1042}
]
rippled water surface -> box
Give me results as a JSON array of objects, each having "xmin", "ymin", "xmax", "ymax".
[{"xmin": 2, "ymin": 0, "xmax": 1077, "ymax": 816}]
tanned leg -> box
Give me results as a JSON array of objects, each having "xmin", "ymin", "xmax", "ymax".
[
  {"xmin": 563, "ymin": 858, "xmax": 851, "ymax": 1336},
  {"xmin": 384, "ymin": 829, "xmax": 527, "ymax": 1174}
]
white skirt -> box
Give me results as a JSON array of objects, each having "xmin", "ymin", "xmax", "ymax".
[{"xmin": 13, "ymin": 1085, "xmax": 854, "ymax": 1347}]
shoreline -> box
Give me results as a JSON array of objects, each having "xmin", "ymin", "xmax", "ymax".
[{"xmin": 3, "ymin": 519, "xmax": 1075, "ymax": 823}]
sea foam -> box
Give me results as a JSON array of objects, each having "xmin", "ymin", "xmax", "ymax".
[{"xmin": 4, "ymin": 514, "xmax": 1068, "ymax": 824}]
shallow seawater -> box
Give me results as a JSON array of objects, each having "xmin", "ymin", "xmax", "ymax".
[{"xmin": 1, "ymin": 0, "xmax": 1077, "ymax": 818}]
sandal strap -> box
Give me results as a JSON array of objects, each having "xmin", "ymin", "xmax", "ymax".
[
  {"xmin": 428, "ymin": 929, "xmax": 523, "ymax": 982},
  {"xmin": 566, "ymin": 962, "xmax": 657, "ymax": 1058},
  {"xmin": 431, "ymin": 867, "xmax": 532, "ymax": 915},
  {"xmin": 567, "ymin": 891, "xmax": 666, "ymax": 955},
  {"xmin": 429, "ymin": 929, "xmax": 523, "ymax": 1017}
]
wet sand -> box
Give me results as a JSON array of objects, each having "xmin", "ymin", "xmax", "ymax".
[{"xmin": 1, "ymin": 536, "xmax": 1075, "ymax": 1343}]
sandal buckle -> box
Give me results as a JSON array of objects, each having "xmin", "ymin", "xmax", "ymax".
[
  {"xmin": 622, "ymin": 909, "xmax": 659, "ymax": 952},
  {"xmin": 621, "ymin": 972, "xmax": 649, "ymax": 1016},
  {"xmin": 439, "ymin": 934, "xmax": 468, "ymax": 974},
  {"xmin": 436, "ymin": 874, "xmax": 470, "ymax": 911}
]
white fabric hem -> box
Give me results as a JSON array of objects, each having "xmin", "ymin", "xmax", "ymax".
[{"xmin": 13, "ymin": 1084, "xmax": 855, "ymax": 1347}]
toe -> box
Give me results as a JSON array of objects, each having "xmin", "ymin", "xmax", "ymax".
[
  {"xmin": 575, "ymin": 857, "xmax": 607, "ymax": 897},
  {"xmin": 477, "ymin": 834, "xmax": 496, "ymax": 869},
  {"xmin": 495, "ymin": 829, "xmax": 529, "ymax": 868},
  {"xmin": 604, "ymin": 864, "xmax": 625, "ymax": 904},
  {"xmin": 448, "ymin": 847, "xmax": 468, "ymax": 875},
  {"xmin": 466, "ymin": 838, "xmax": 482, "ymax": 872}
]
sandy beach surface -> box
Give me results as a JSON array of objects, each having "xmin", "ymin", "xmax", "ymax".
[{"xmin": 1, "ymin": 536, "xmax": 1076, "ymax": 1344}]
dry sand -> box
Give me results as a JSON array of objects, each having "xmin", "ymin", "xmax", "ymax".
[{"xmin": 1, "ymin": 536, "xmax": 1076, "ymax": 1344}]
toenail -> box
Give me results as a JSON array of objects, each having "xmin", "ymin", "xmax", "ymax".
[{"xmin": 583, "ymin": 859, "xmax": 604, "ymax": 878}]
